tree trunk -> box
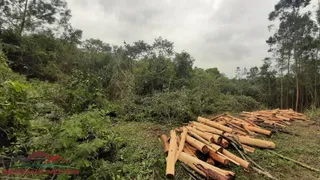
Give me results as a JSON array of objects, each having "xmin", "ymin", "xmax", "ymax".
[
  {"xmin": 268, "ymin": 77, "xmax": 271, "ymax": 108},
  {"xmin": 315, "ymin": 47, "xmax": 319, "ymax": 108},
  {"xmin": 280, "ymin": 58, "xmax": 284, "ymax": 109},
  {"xmin": 286, "ymin": 52, "xmax": 291, "ymax": 109},
  {"xmin": 295, "ymin": 60, "xmax": 299, "ymax": 111},
  {"xmin": 300, "ymin": 86, "xmax": 304, "ymax": 112},
  {"xmin": 19, "ymin": 0, "xmax": 29, "ymax": 36},
  {"xmin": 315, "ymin": 71, "xmax": 317, "ymax": 108},
  {"xmin": 280, "ymin": 75, "xmax": 283, "ymax": 109}
]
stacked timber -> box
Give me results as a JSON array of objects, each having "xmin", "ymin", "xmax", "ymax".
[
  {"xmin": 241, "ymin": 109, "xmax": 307, "ymax": 128},
  {"xmin": 159, "ymin": 109, "xmax": 306, "ymax": 179}
]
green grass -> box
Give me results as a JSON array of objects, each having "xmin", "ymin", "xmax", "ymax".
[{"xmin": 112, "ymin": 119, "xmax": 320, "ymax": 180}]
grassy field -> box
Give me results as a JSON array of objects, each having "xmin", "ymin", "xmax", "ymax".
[{"xmin": 113, "ymin": 118, "xmax": 320, "ymax": 180}]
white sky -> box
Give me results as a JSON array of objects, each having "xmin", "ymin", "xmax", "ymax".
[{"xmin": 66, "ymin": 0, "xmax": 319, "ymax": 77}]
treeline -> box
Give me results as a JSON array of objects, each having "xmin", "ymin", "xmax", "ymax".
[
  {"xmin": 0, "ymin": 0, "xmax": 262, "ymax": 120},
  {"xmin": 241, "ymin": 0, "xmax": 320, "ymax": 111}
]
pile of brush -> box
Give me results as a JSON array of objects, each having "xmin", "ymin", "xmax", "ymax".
[{"xmin": 159, "ymin": 109, "xmax": 307, "ymax": 179}]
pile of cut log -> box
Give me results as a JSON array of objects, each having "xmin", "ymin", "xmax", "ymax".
[
  {"xmin": 241, "ymin": 109, "xmax": 307, "ymax": 128},
  {"xmin": 159, "ymin": 109, "xmax": 306, "ymax": 179}
]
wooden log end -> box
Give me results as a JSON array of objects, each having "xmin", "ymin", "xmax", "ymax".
[
  {"xmin": 202, "ymin": 145, "xmax": 210, "ymax": 154},
  {"xmin": 160, "ymin": 134, "xmax": 169, "ymax": 153},
  {"xmin": 206, "ymin": 157, "xmax": 215, "ymax": 165},
  {"xmin": 166, "ymin": 173, "xmax": 174, "ymax": 179}
]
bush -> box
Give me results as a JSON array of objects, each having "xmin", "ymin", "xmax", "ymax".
[
  {"xmin": 209, "ymin": 95, "xmax": 262, "ymax": 113},
  {"xmin": 23, "ymin": 110, "xmax": 124, "ymax": 179},
  {"xmin": 305, "ymin": 107, "xmax": 320, "ymax": 121},
  {"xmin": 0, "ymin": 81, "xmax": 32, "ymax": 141},
  {"xmin": 120, "ymin": 90, "xmax": 194, "ymax": 123},
  {"xmin": 119, "ymin": 88, "xmax": 262, "ymax": 124},
  {"xmin": 0, "ymin": 50, "xmax": 25, "ymax": 83},
  {"xmin": 233, "ymin": 95, "xmax": 262, "ymax": 111}
]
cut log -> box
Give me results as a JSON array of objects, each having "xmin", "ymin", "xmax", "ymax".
[
  {"xmin": 206, "ymin": 157, "xmax": 215, "ymax": 165},
  {"xmin": 187, "ymin": 130, "xmax": 222, "ymax": 152},
  {"xmin": 242, "ymin": 144, "xmax": 255, "ymax": 153},
  {"xmin": 178, "ymin": 152, "xmax": 234, "ymax": 178},
  {"xmin": 175, "ymin": 127, "xmax": 187, "ymax": 163},
  {"xmin": 237, "ymin": 136, "xmax": 276, "ymax": 149},
  {"xmin": 183, "ymin": 146, "xmax": 196, "ymax": 157},
  {"xmin": 226, "ymin": 122, "xmax": 248, "ymax": 135},
  {"xmin": 187, "ymin": 126, "xmax": 222, "ymax": 144},
  {"xmin": 245, "ymin": 126, "xmax": 271, "ymax": 136},
  {"xmin": 186, "ymin": 162, "xmax": 207, "ymax": 177},
  {"xmin": 242, "ymin": 125, "xmax": 256, "ymax": 135},
  {"xmin": 195, "ymin": 164, "xmax": 231, "ymax": 180},
  {"xmin": 166, "ymin": 130, "xmax": 177, "ymax": 178},
  {"xmin": 209, "ymin": 114, "xmax": 224, "ymax": 121},
  {"xmin": 186, "ymin": 135, "xmax": 209, "ymax": 154},
  {"xmin": 160, "ymin": 134, "xmax": 169, "ymax": 153},
  {"xmin": 222, "ymin": 149, "xmax": 249, "ymax": 168},
  {"xmin": 209, "ymin": 151, "xmax": 229, "ymax": 165},
  {"xmin": 198, "ymin": 117, "xmax": 233, "ymax": 133},
  {"xmin": 191, "ymin": 121, "xmax": 224, "ymax": 135},
  {"xmin": 275, "ymin": 114, "xmax": 291, "ymax": 121},
  {"xmin": 185, "ymin": 142, "xmax": 197, "ymax": 151},
  {"xmin": 217, "ymin": 120, "xmax": 228, "ymax": 125},
  {"xmin": 220, "ymin": 139, "xmax": 229, "ymax": 148}
]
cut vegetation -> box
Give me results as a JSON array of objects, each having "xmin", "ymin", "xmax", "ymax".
[{"xmin": 159, "ymin": 109, "xmax": 320, "ymax": 179}]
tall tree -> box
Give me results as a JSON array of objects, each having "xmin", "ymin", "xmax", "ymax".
[
  {"xmin": 268, "ymin": 0, "xmax": 316, "ymax": 110},
  {"xmin": 0, "ymin": 0, "xmax": 71, "ymax": 36}
]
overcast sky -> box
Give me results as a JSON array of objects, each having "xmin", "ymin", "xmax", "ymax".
[{"xmin": 66, "ymin": 0, "xmax": 318, "ymax": 77}]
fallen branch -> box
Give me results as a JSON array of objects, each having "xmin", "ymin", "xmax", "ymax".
[
  {"xmin": 252, "ymin": 167, "xmax": 279, "ymax": 180},
  {"xmin": 180, "ymin": 163, "xmax": 204, "ymax": 180},
  {"xmin": 268, "ymin": 150, "xmax": 320, "ymax": 173}
]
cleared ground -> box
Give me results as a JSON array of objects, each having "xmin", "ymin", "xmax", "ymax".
[{"xmin": 113, "ymin": 119, "xmax": 320, "ymax": 180}]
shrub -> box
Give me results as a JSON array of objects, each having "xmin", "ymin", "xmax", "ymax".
[
  {"xmin": 120, "ymin": 90, "xmax": 194, "ymax": 123},
  {"xmin": 233, "ymin": 95, "xmax": 262, "ymax": 111},
  {"xmin": 0, "ymin": 80, "xmax": 32, "ymax": 141},
  {"xmin": 305, "ymin": 107, "xmax": 320, "ymax": 121},
  {"xmin": 23, "ymin": 110, "xmax": 124, "ymax": 179}
]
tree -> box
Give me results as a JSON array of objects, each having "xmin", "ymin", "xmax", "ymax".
[
  {"xmin": 83, "ymin": 38, "xmax": 112, "ymax": 53},
  {"xmin": 268, "ymin": 0, "xmax": 316, "ymax": 110},
  {"xmin": 134, "ymin": 56, "xmax": 175, "ymax": 95},
  {"xmin": 247, "ymin": 66, "xmax": 259, "ymax": 80},
  {"xmin": 0, "ymin": 0, "xmax": 71, "ymax": 36},
  {"xmin": 173, "ymin": 51, "xmax": 194, "ymax": 79},
  {"xmin": 152, "ymin": 36, "xmax": 174, "ymax": 58},
  {"xmin": 259, "ymin": 58, "xmax": 277, "ymax": 108}
]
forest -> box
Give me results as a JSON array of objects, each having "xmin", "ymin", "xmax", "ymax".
[{"xmin": 0, "ymin": 0, "xmax": 320, "ymax": 179}]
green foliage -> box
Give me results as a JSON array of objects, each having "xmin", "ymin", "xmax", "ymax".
[
  {"xmin": 58, "ymin": 69, "xmax": 113, "ymax": 114},
  {"xmin": 23, "ymin": 110, "xmax": 123, "ymax": 179},
  {"xmin": 141, "ymin": 90, "xmax": 193, "ymax": 122},
  {"xmin": 134, "ymin": 56, "xmax": 175, "ymax": 95},
  {"xmin": 0, "ymin": 0, "xmax": 71, "ymax": 35},
  {"xmin": 305, "ymin": 108, "xmax": 320, "ymax": 121},
  {"xmin": 0, "ymin": 80, "xmax": 31, "ymax": 139},
  {"xmin": 108, "ymin": 122, "xmax": 167, "ymax": 180},
  {"xmin": 0, "ymin": 48, "xmax": 25, "ymax": 83}
]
